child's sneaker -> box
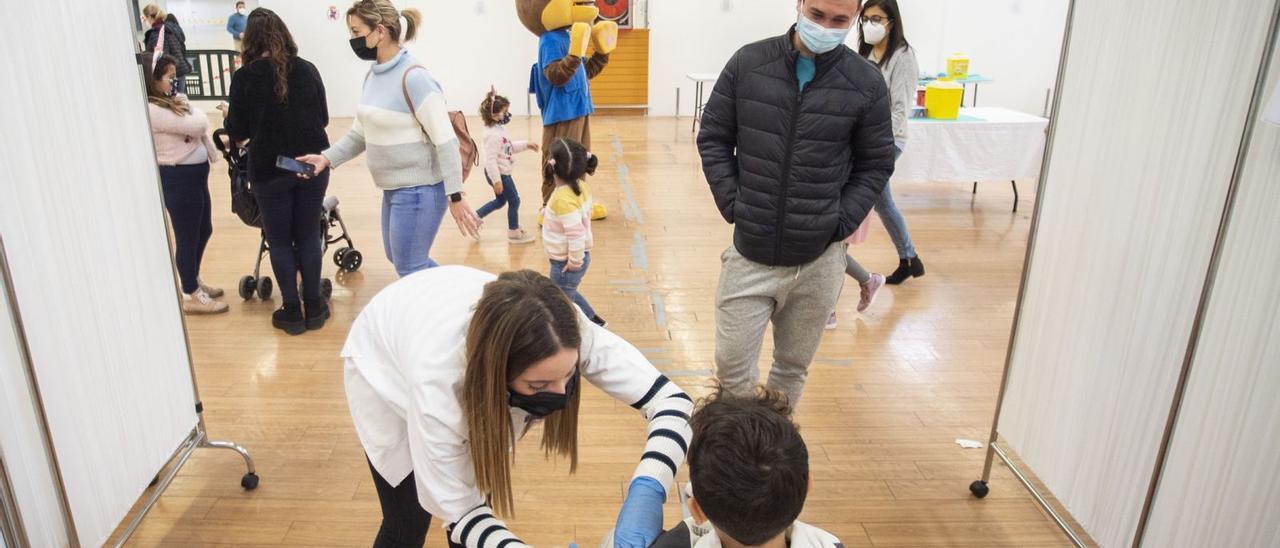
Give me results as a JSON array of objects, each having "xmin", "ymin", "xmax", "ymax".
[
  {"xmin": 183, "ymin": 289, "xmax": 229, "ymax": 315},
  {"xmin": 508, "ymin": 228, "xmax": 535, "ymax": 244},
  {"xmin": 824, "ymin": 311, "xmax": 838, "ymax": 330},
  {"xmin": 858, "ymin": 273, "xmax": 886, "ymax": 313}
]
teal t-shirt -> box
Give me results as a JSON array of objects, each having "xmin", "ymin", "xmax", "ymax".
[{"xmin": 796, "ymin": 55, "xmax": 816, "ymax": 91}]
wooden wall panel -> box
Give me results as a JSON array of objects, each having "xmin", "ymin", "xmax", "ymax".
[{"xmin": 591, "ymin": 29, "xmax": 649, "ymax": 109}]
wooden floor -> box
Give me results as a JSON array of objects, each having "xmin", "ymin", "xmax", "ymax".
[{"xmin": 111, "ymin": 115, "xmax": 1075, "ymax": 547}]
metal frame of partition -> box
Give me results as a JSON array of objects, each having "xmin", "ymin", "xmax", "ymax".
[
  {"xmin": 1, "ymin": 452, "xmax": 29, "ymax": 547},
  {"xmin": 971, "ymin": 1, "xmax": 1280, "ymax": 547}
]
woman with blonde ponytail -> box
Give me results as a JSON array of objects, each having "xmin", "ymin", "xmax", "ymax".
[
  {"xmin": 298, "ymin": 0, "xmax": 482, "ymax": 279},
  {"xmin": 342, "ymin": 266, "xmax": 694, "ymax": 547}
]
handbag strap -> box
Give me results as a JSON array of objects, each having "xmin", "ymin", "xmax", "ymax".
[{"xmin": 400, "ymin": 64, "xmax": 430, "ymax": 141}]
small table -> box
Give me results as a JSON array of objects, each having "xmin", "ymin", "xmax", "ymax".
[
  {"xmin": 895, "ymin": 107, "xmax": 1049, "ymax": 212},
  {"xmin": 687, "ymin": 73, "xmax": 719, "ymax": 134}
]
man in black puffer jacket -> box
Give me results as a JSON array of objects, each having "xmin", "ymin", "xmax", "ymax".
[{"xmin": 697, "ymin": 0, "xmax": 895, "ymax": 407}]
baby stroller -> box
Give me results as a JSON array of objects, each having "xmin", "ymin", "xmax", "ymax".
[{"xmin": 213, "ymin": 129, "xmax": 363, "ymax": 302}]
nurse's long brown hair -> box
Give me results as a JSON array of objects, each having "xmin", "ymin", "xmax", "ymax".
[{"xmin": 463, "ymin": 270, "xmax": 582, "ymax": 518}]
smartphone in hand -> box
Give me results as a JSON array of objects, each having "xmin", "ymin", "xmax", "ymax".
[{"xmin": 276, "ymin": 155, "xmax": 316, "ymax": 177}]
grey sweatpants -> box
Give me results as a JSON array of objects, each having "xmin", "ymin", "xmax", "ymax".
[{"xmin": 714, "ymin": 242, "xmax": 847, "ymax": 408}]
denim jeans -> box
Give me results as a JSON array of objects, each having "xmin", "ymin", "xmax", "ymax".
[
  {"xmin": 158, "ymin": 163, "xmax": 212, "ymax": 294},
  {"xmin": 549, "ymin": 252, "xmax": 597, "ymax": 318},
  {"xmin": 381, "ymin": 184, "xmax": 447, "ymax": 277},
  {"xmin": 875, "ymin": 143, "xmax": 917, "ymax": 259},
  {"xmin": 254, "ymin": 171, "xmax": 329, "ymax": 305},
  {"xmin": 476, "ymin": 174, "xmax": 522, "ymax": 230}
]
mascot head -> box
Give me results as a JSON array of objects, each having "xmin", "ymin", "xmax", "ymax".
[{"xmin": 516, "ymin": 0, "xmax": 599, "ymax": 35}]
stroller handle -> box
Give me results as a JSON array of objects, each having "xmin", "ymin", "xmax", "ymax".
[{"xmin": 212, "ymin": 128, "xmax": 232, "ymax": 154}]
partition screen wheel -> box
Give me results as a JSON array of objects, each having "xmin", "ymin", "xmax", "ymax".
[
  {"xmin": 341, "ymin": 249, "xmax": 363, "ymax": 272},
  {"xmin": 257, "ymin": 277, "xmax": 274, "ymax": 300},
  {"xmin": 238, "ymin": 276, "xmax": 257, "ymax": 300},
  {"xmin": 241, "ymin": 472, "xmax": 259, "ymax": 490},
  {"xmin": 969, "ymin": 480, "xmax": 989, "ymax": 499},
  {"xmin": 333, "ymin": 247, "xmax": 350, "ymax": 268}
]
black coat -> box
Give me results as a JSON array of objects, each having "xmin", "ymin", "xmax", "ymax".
[
  {"xmin": 697, "ymin": 28, "xmax": 896, "ymax": 267},
  {"xmin": 144, "ymin": 20, "xmax": 192, "ymax": 76},
  {"xmin": 224, "ymin": 57, "xmax": 330, "ymax": 185}
]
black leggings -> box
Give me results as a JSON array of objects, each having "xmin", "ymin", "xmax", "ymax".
[
  {"xmin": 367, "ymin": 458, "xmax": 464, "ymax": 548},
  {"xmin": 253, "ymin": 172, "xmax": 328, "ymax": 305},
  {"xmin": 159, "ymin": 163, "xmax": 213, "ymax": 294}
]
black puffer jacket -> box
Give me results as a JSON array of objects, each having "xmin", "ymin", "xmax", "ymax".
[
  {"xmin": 697, "ymin": 28, "xmax": 895, "ymax": 267},
  {"xmin": 144, "ymin": 20, "xmax": 192, "ymax": 76}
]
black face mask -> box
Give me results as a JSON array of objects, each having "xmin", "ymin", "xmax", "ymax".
[
  {"xmin": 499, "ymin": 112, "xmax": 512, "ymax": 125},
  {"xmin": 508, "ymin": 368, "xmax": 579, "ymax": 418},
  {"xmin": 349, "ymin": 35, "xmax": 378, "ymax": 61},
  {"xmin": 168, "ymin": 78, "xmax": 181, "ymax": 97}
]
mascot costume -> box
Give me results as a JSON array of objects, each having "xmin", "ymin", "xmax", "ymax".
[{"xmin": 517, "ymin": 0, "xmax": 617, "ymax": 208}]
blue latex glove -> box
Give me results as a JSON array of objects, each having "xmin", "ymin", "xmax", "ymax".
[{"xmin": 613, "ymin": 476, "xmax": 666, "ymax": 548}]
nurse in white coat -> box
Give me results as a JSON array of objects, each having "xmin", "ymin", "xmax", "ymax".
[{"xmin": 343, "ymin": 266, "xmax": 693, "ymax": 548}]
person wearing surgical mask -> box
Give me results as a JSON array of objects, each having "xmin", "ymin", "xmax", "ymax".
[
  {"xmin": 341, "ymin": 267, "xmax": 693, "ymax": 548},
  {"xmin": 227, "ymin": 1, "xmax": 248, "ymax": 52},
  {"xmin": 696, "ymin": 0, "xmax": 895, "ymax": 407},
  {"xmin": 851, "ymin": 0, "xmax": 925, "ymax": 286}
]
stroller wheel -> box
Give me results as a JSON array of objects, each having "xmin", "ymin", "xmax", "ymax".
[
  {"xmin": 342, "ymin": 249, "xmax": 363, "ymax": 272},
  {"xmin": 333, "ymin": 247, "xmax": 350, "ymax": 268},
  {"xmin": 321, "ymin": 278, "xmax": 333, "ymax": 301},
  {"xmin": 239, "ymin": 276, "xmax": 257, "ymax": 300},
  {"xmin": 257, "ymin": 277, "xmax": 274, "ymax": 300}
]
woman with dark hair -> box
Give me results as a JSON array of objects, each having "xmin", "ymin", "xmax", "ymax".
[
  {"xmin": 146, "ymin": 54, "xmax": 227, "ymax": 315},
  {"xmin": 221, "ymin": 8, "xmax": 332, "ymax": 335},
  {"xmin": 855, "ymin": 0, "xmax": 923, "ymax": 284},
  {"xmin": 342, "ymin": 266, "xmax": 692, "ymax": 548}
]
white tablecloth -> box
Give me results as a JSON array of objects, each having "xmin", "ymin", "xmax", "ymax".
[{"xmin": 893, "ymin": 107, "xmax": 1048, "ymax": 183}]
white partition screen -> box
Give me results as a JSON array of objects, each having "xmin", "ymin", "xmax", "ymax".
[
  {"xmin": 0, "ymin": 1, "xmax": 200, "ymax": 545},
  {"xmin": 1141, "ymin": 33, "xmax": 1280, "ymax": 547},
  {"xmin": 993, "ymin": 0, "xmax": 1278, "ymax": 546}
]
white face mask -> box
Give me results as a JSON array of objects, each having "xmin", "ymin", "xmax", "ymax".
[
  {"xmin": 862, "ymin": 21, "xmax": 887, "ymax": 45},
  {"xmin": 237, "ymin": 7, "xmax": 246, "ymax": 15},
  {"xmin": 796, "ymin": 13, "xmax": 852, "ymax": 55}
]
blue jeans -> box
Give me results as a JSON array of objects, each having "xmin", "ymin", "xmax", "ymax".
[
  {"xmin": 875, "ymin": 143, "xmax": 917, "ymax": 259},
  {"xmin": 158, "ymin": 163, "xmax": 212, "ymax": 294},
  {"xmin": 549, "ymin": 252, "xmax": 597, "ymax": 318},
  {"xmin": 381, "ymin": 184, "xmax": 447, "ymax": 277},
  {"xmin": 476, "ymin": 174, "xmax": 522, "ymax": 230}
]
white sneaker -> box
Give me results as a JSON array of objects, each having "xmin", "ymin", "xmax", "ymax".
[
  {"xmin": 508, "ymin": 228, "xmax": 536, "ymax": 244},
  {"xmin": 197, "ymin": 277, "xmax": 224, "ymax": 298},
  {"xmin": 183, "ymin": 289, "xmax": 229, "ymax": 315},
  {"xmin": 825, "ymin": 311, "xmax": 838, "ymax": 330}
]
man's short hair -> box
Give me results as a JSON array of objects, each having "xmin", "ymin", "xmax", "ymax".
[
  {"xmin": 236, "ymin": 1, "xmax": 246, "ymax": 7},
  {"xmin": 688, "ymin": 386, "xmax": 809, "ymax": 546}
]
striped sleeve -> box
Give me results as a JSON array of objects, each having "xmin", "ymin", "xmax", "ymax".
[
  {"xmin": 578, "ymin": 315, "xmax": 693, "ymax": 493},
  {"xmin": 448, "ymin": 505, "xmax": 530, "ymax": 548},
  {"xmin": 405, "ymin": 69, "xmax": 465, "ymax": 193}
]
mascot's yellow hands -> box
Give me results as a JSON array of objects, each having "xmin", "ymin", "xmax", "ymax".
[
  {"xmin": 590, "ymin": 21, "xmax": 618, "ymax": 55},
  {"xmin": 568, "ymin": 21, "xmax": 592, "ymax": 58}
]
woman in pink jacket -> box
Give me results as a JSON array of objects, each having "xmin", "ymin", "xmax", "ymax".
[{"xmin": 147, "ymin": 55, "xmax": 227, "ymax": 315}]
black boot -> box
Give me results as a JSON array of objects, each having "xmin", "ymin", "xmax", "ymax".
[
  {"xmin": 272, "ymin": 303, "xmax": 305, "ymax": 335},
  {"xmin": 590, "ymin": 315, "xmax": 608, "ymax": 328},
  {"xmin": 305, "ymin": 298, "xmax": 330, "ymax": 331},
  {"xmin": 910, "ymin": 255, "xmax": 926, "ymax": 279},
  {"xmin": 886, "ymin": 259, "xmax": 912, "ymax": 285}
]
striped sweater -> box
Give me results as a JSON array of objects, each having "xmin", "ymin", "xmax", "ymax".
[
  {"xmin": 542, "ymin": 182, "xmax": 594, "ymax": 266},
  {"xmin": 342, "ymin": 266, "xmax": 693, "ymax": 548},
  {"xmin": 323, "ymin": 49, "xmax": 463, "ymax": 193}
]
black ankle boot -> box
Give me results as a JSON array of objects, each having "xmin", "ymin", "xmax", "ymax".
[
  {"xmin": 886, "ymin": 259, "xmax": 912, "ymax": 285},
  {"xmin": 910, "ymin": 255, "xmax": 926, "ymax": 279},
  {"xmin": 272, "ymin": 303, "xmax": 305, "ymax": 335},
  {"xmin": 305, "ymin": 299, "xmax": 330, "ymax": 331}
]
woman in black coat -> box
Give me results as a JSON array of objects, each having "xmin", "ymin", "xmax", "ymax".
[{"xmin": 141, "ymin": 5, "xmax": 191, "ymax": 93}]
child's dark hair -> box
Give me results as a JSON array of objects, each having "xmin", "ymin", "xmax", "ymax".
[
  {"xmin": 542, "ymin": 138, "xmax": 597, "ymax": 196},
  {"xmin": 688, "ymin": 386, "xmax": 808, "ymax": 546},
  {"xmin": 480, "ymin": 91, "xmax": 511, "ymax": 127}
]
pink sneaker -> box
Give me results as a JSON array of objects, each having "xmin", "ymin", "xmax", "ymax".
[{"xmin": 858, "ymin": 273, "xmax": 885, "ymax": 313}]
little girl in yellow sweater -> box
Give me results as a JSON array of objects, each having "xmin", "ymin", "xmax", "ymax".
[{"xmin": 541, "ymin": 138, "xmax": 606, "ymax": 327}]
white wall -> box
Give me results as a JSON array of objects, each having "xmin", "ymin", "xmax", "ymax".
[
  {"xmin": 260, "ymin": 0, "xmax": 539, "ymax": 118},
  {"xmin": 249, "ymin": 0, "xmax": 1065, "ymax": 119},
  {"xmin": 651, "ymin": 0, "xmax": 1069, "ymax": 117}
]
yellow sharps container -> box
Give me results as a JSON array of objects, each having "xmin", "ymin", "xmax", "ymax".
[{"xmin": 925, "ymin": 80, "xmax": 963, "ymax": 119}]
